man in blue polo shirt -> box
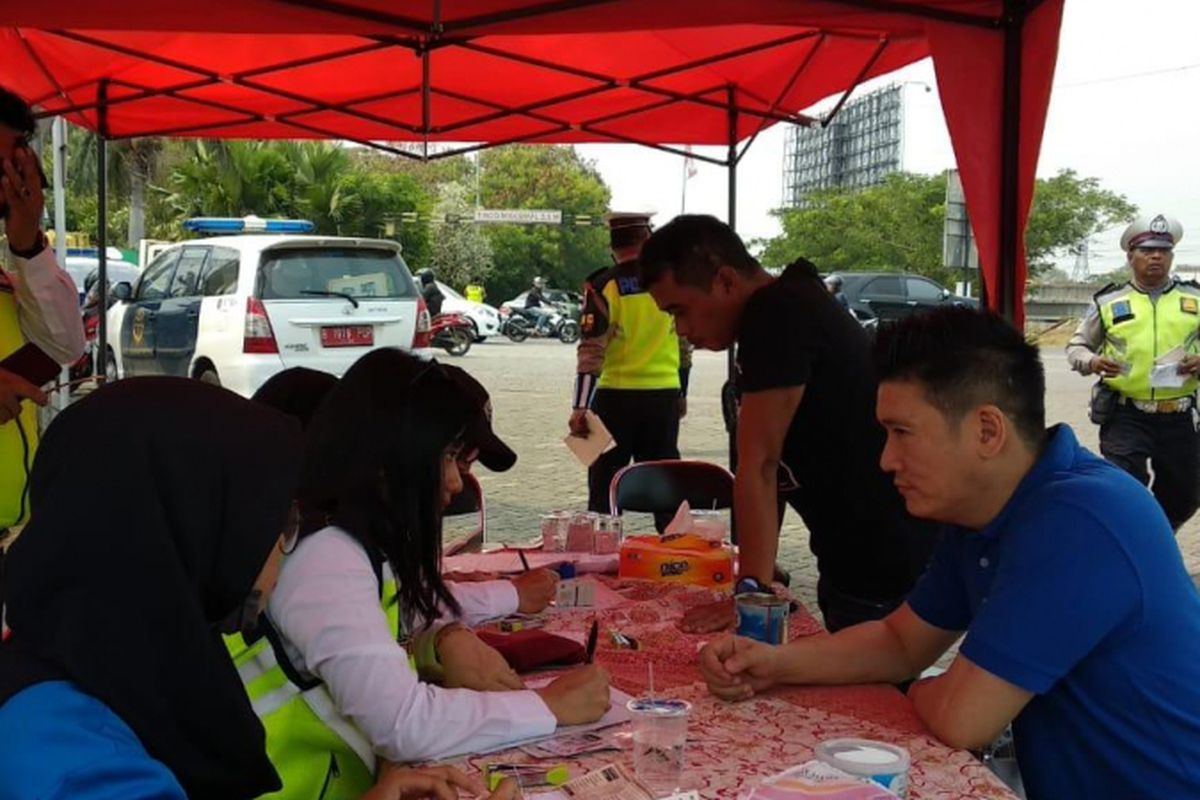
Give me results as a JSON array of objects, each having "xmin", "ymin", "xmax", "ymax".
[{"xmin": 697, "ymin": 307, "xmax": 1200, "ymax": 799}]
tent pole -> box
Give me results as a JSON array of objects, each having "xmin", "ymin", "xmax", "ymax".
[
  {"xmin": 725, "ymin": 85, "xmax": 738, "ymax": 472},
  {"xmin": 96, "ymin": 81, "xmax": 109, "ymax": 381},
  {"xmin": 51, "ymin": 117, "xmax": 69, "ymax": 408},
  {"xmin": 997, "ymin": 0, "xmax": 1025, "ymax": 323}
]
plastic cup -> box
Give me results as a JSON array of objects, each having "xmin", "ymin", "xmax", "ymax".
[
  {"xmin": 565, "ymin": 511, "xmax": 597, "ymax": 552},
  {"xmin": 540, "ymin": 511, "xmax": 569, "ymax": 552},
  {"xmin": 594, "ymin": 515, "xmax": 623, "ymax": 554},
  {"xmin": 627, "ymin": 698, "xmax": 691, "ymax": 793},
  {"xmin": 690, "ymin": 509, "xmax": 728, "ymax": 542}
]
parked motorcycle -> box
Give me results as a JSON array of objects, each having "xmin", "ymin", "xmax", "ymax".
[
  {"xmin": 509, "ymin": 307, "xmax": 581, "ymax": 344},
  {"xmin": 69, "ymin": 277, "xmax": 119, "ymax": 384},
  {"xmin": 430, "ymin": 312, "xmax": 474, "ymax": 357}
]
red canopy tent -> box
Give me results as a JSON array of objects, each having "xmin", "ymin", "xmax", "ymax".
[{"xmin": 0, "ymin": 0, "xmax": 1063, "ymax": 349}]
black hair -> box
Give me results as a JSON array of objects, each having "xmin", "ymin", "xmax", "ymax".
[
  {"xmin": 873, "ymin": 307, "xmax": 1046, "ymax": 448},
  {"xmin": 0, "ymin": 87, "xmax": 35, "ymax": 136},
  {"xmin": 638, "ymin": 214, "xmax": 760, "ymax": 290},
  {"xmin": 251, "ymin": 367, "xmax": 338, "ymax": 430},
  {"xmin": 298, "ymin": 349, "xmax": 471, "ymax": 629}
]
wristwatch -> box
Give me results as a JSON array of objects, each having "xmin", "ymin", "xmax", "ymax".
[
  {"xmin": 8, "ymin": 231, "xmax": 46, "ymax": 260},
  {"xmin": 734, "ymin": 576, "xmax": 771, "ymax": 596}
]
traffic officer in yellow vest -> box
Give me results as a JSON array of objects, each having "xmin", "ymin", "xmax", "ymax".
[
  {"xmin": 569, "ymin": 212, "xmax": 691, "ymax": 521},
  {"xmin": 1067, "ymin": 213, "xmax": 1200, "ymax": 529},
  {"xmin": 465, "ymin": 282, "xmax": 486, "ymax": 304},
  {"xmin": 0, "ymin": 87, "xmax": 86, "ymax": 533}
]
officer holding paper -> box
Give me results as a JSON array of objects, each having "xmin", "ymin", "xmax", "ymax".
[
  {"xmin": 1067, "ymin": 213, "xmax": 1200, "ymax": 529},
  {"xmin": 568, "ymin": 212, "xmax": 690, "ymax": 518}
]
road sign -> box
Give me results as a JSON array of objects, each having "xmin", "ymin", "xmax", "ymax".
[
  {"xmin": 474, "ymin": 209, "xmax": 563, "ymax": 224},
  {"xmin": 944, "ymin": 169, "xmax": 979, "ymax": 271}
]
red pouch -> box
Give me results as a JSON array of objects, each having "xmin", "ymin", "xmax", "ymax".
[{"xmin": 476, "ymin": 629, "xmax": 585, "ymax": 673}]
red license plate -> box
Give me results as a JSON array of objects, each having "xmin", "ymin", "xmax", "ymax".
[{"xmin": 320, "ymin": 325, "xmax": 374, "ymax": 348}]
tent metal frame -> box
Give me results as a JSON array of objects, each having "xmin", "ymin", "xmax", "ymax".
[{"xmin": 21, "ymin": 0, "xmax": 1042, "ymax": 391}]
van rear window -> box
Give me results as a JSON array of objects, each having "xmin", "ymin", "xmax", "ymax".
[{"xmin": 257, "ymin": 248, "xmax": 416, "ymax": 300}]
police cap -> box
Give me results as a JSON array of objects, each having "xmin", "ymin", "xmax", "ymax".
[
  {"xmin": 607, "ymin": 211, "xmax": 654, "ymax": 251},
  {"xmin": 1120, "ymin": 213, "xmax": 1184, "ymax": 252}
]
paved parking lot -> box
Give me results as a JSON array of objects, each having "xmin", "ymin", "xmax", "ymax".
[{"xmin": 457, "ymin": 338, "xmax": 1200, "ymax": 616}]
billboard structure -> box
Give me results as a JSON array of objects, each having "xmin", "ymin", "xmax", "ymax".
[{"xmin": 782, "ymin": 84, "xmax": 903, "ymax": 208}]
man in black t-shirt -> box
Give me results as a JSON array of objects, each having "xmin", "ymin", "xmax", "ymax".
[{"xmin": 638, "ymin": 215, "xmax": 938, "ymax": 633}]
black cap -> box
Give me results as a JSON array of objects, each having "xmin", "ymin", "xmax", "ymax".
[{"xmin": 439, "ymin": 364, "xmax": 517, "ymax": 472}]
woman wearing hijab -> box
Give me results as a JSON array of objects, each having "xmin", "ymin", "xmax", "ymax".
[
  {"xmin": 244, "ymin": 349, "xmax": 610, "ymax": 799},
  {"xmin": 0, "ymin": 378, "xmax": 515, "ymax": 800}
]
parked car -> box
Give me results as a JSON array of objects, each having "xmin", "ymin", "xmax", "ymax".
[
  {"xmin": 437, "ymin": 281, "xmax": 501, "ymax": 341},
  {"xmin": 104, "ymin": 235, "xmax": 425, "ymax": 396},
  {"xmin": 64, "ymin": 254, "xmax": 140, "ymax": 305},
  {"xmin": 830, "ymin": 272, "xmax": 977, "ymax": 322}
]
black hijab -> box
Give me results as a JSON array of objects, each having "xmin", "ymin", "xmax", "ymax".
[{"xmin": 1, "ymin": 377, "xmax": 301, "ymax": 799}]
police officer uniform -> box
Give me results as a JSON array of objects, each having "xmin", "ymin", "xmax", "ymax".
[
  {"xmin": 572, "ymin": 213, "xmax": 691, "ymax": 518},
  {"xmin": 1067, "ymin": 213, "xmax": 1200, "ymax": 529}
]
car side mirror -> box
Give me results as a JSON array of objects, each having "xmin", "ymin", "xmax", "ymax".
[
  {"xmin": 111, "ymin": 282, "xmax": 133, "ymax": 302},
  {"xmin": 942, "ymin": 288, "xmax": 951, "ymax": 298}
]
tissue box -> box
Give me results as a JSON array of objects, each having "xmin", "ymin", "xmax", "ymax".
[{"xmin": 618, "ymin": 534, "xmax": 734, "ymax": 588}]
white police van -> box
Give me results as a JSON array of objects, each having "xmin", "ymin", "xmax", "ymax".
[{"xmin": 105, "ymin": 217, "xmax": 430, "ymax": 397}]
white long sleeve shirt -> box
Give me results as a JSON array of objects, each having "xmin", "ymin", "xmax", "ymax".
[
  {"xmin": 442, "ymin": 578, "xmax": 519, "ymax": 628},
  {"xmin": 267, "ymin": 526, "xmax": 556, "ymax": 764},
  {"xmin": 6, "ymin": 248, "xmax": 86, "ymax": 364}
]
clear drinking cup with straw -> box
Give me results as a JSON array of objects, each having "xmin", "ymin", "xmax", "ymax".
[{"xmin": 627, "ymin": 662, "xmax": 691, "ymax": 794}]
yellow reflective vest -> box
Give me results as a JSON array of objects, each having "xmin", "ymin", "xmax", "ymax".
[
  {"xmin": 580, "ymin": 265, "xmax": 680, "ymax": 392},
  {"xmin": 0, "ymin": 278, "xmax": 35, "ymax": 530},
  {"xmin": 1095, "ymin": 280, "xmax": 1200, "ymax": 401},
  {"xmin": 225, "ymin": 577, "xmax": 431, "ymax": 800}
]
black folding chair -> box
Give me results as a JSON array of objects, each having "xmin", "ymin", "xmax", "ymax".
[{"xmin": 609, "ymin": 459, "xmax": 734, "ymax": 520}]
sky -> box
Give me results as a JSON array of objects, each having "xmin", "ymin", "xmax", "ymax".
[{"xmin": 575, "ymin": 0, "xmax": 1200, "ymax": 274}]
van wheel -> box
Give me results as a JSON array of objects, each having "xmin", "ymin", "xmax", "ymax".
[{"xmin": 196, "ymin": 365, "xmax": 221, "ymax": 386}]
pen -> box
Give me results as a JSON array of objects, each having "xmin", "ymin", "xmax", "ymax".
[
  {"xmin": 585, "ymin": 618, "xmax": 599, "ymax": 664},
  {"xmin": 518, "ymin": 549, "xmax": 531, "ymax": 572}
]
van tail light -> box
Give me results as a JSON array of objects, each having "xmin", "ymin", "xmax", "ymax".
[
  {"xmin": 413, "ymin": 295, "xmax": 432, "ymax": 349},
  {"xmin": 243, "ymin": 297, "xmax": 279, "ymax": 354}
]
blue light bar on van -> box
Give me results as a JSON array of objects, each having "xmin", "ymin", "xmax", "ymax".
[{"xmin": 183, "ymin": 216, "xmax": 315, "ymax": 234}]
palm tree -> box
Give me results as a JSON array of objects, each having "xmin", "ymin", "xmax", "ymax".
[
  {"xmin": 60, "ymin": 128, "xmax": 162, "ymax": 248},
  {"xmin": 168, "ymin": 141, "xmax": 296, "ymax": 219},
  {"xmin": 283, "ymin": 141, "xmax": 354, "ymax": 234},
  {"xmin": 124, "ymin": 138, "xmax": 161, "ymax": 248}
]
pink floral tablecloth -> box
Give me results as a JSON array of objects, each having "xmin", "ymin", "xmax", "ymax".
[{"xmin": 476, "ymin": 578, "xmax": 1015, "ymax": 799}]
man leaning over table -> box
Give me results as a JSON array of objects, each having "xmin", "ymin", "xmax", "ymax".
[{"xmin": 699, "ymin": 307, "xmax": 1200, "ymax": 800}]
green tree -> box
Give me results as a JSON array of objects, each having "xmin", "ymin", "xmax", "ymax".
[
  {"xmin": 45, "ymin": 128, "xmax": 165, "ymax": 249},
  {"xmin": 478, "ymin": 145, "xmax": 610, "ymax": 301},
  {"xmin": 1025, "ymin": 169, "xmax": 1136, "ymax": 272},
  {"xmin": 759, "ymin": 169, "xmax": 1137, "ymax": 284},
  {"xmin": 759, "ymin": 173, "xmax": 948, "ymax": 283},
  {"xmin": 429, "ymin": 181, "xmax": 494, "ymax": 289},
  {"xmin": 350, "ymin": 146, "xmax": 475, "ymax": 187},
  {"xmin": 166, "ymin": 141, "xmax": 296, "ymax": 220},
  {"xmin": 282, "ymin": 141, "xmax": 354, "ymax": 234},
  {"xmin": 335, "ymin": 171, "xmax": 433, "ymax": 269}
]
